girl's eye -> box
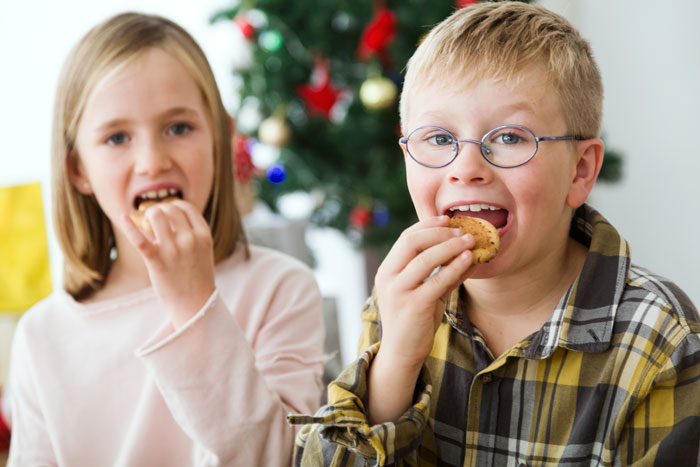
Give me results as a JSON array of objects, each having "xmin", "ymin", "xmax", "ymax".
[
  {"xmin": 106, "ymin": 133, "xmax": 128, "ymax": 146},
  {"xmin": 168, "ymin": 123, "xmax": 192, "ymax": 136}
]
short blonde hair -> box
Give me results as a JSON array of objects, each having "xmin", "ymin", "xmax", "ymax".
[
  {"xmin": 52, "ymin": 12, "xmax": 248, "ymax": 299},
  {"xmin": 400, "ymin": 1, "xmax": 603, "ymax": 138}
]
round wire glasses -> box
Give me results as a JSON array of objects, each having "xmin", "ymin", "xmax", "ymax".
[{"xmin": 399, "ymin": 125, "xmax": 584, "ymax": 169}]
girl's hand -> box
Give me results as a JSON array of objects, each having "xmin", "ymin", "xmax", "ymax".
[
  {"xmin": 122, "ymin": 199, "xmax": 215, "ymax": 328},
  {"xmin": 374, "ymin": 215, "xmax": 476, "ymax": 370}
]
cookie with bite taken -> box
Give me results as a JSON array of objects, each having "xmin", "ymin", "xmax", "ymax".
[{"xmin": 448, "ymin": 216, "xmax": 500, "ymax": 264}]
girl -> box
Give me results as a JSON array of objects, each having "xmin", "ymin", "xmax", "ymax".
[{"xmin": 6, "ymin": 12, "xmax": 324, "ymax": 466}]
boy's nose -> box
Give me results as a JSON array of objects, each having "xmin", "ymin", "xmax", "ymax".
[
  {"xmin": 134, "ymin": 137, "xmax": 172, "ymax": 175},
  {"xmin": 447, "ymin": 141, "xmax": 494, "ymax": 185}
]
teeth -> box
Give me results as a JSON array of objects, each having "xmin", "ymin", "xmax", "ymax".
[
  {"xmin": 168, "ymin": 188, "xmax": 178, "ymax": 196},
  {"xmin": 138, "ymin": 188, "xmax": 180, "ymax": 201},
  {"xmin": 158, "ymin": 188, "xmax": 169, "ymax": 198},
  {"xmin": 449, "ymin": 203, "xmax": 501, "ymax": 212}
]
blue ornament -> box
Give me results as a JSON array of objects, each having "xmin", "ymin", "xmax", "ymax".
[
  {"xmin": 373, "ymin": 205, "xmax": 390, "ymax": 227},
  {"xmin": 266, "ymin": 164, "xmax": 286, "ymax": 183}
]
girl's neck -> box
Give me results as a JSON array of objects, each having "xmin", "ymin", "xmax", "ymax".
[
  {"xmin": 80, "ymin": 240, "xmax": 150, "ymax": 303},
  {"xmin": 464, "ymin": 237, "xmax": 588, "ymax": 358}
]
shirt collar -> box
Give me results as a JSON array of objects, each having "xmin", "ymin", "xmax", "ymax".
[{"xmin": 444, "ymin": 204, "xmax": 631, "ymax": 359}]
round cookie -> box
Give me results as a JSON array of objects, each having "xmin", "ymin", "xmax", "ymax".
[
  {"xmin": 448, "ymin": 216, "xmax": 500, "ymax": 264},
  {"xmin": 128, "ymin": 198, "xmax": 178, "ymax": 233}
]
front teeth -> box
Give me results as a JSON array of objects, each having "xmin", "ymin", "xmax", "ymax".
[
  {"xmin": 450, "ymin": 203, "xmax": 500, "ymax": 212},
  {"xmin": 139, "ymin": 188, "xmax": 179, "ymax": 201}
]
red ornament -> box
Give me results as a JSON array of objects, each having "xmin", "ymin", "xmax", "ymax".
[
  {"xmin": 349, "ymin": 206, "xmax": 373, "ymax": 229},
  {"xmin": 233, "ymin": 135, "xmax": 259, "ymax": 183},
  {"xmin": 456, "ymin": 0, "xmax": 478, "ymax": 8},
  {"xmin": 357, "ymin": 8, "xmax": 396, "ymax": 65},
  {"xmin": 234, "ymin": 15, "xmax": 255, "ymax": 40},
  {"xmin": 297, "ymin": 57, "xmax": 344, "ymax": 119}
]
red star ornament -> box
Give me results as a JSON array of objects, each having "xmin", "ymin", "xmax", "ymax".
[
  {"xmin": 456, "ymin": 0, "xmax": 478, "ymax": 8},
  {"xmin": 297, "ymin": 57, "xmax": 344, "ymax": 119}
]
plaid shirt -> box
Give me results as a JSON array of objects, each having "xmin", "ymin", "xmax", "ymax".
[{"xmin": 289, "ymin": 205, "xmax": 700, "ymax": 466}]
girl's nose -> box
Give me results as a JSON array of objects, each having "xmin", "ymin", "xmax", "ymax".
[
  {"xmin": 134, "ymin": 136, "xmax": 172, "ymax": 175},
  {"xmin": 446, "ymin": 141, "xmax": 494, "ymax": 185}
]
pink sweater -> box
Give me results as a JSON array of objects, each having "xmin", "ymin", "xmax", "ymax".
[{"xmin": 6, "ymin": 245, "xmax": 325, "ymax": 466}]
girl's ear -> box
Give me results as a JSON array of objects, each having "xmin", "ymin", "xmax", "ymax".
[
  {"xmin": 566, "ymin": 137, "xmax": 604, "ymax": 209},
  {"xmin": 67, "ymin": 153, "xmax": 93, "ymax": 195}
]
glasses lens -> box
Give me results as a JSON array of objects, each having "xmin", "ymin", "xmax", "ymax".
[
  {"xmin": 481, "ymin": 125, "xmax": 537, "ymax": 167},
  {"xmin": 406, "ymin": 127, "xmax": 457, "ymax": 167}
]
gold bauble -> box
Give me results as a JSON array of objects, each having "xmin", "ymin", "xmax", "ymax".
[
  {"xmin": 359, "ymin": 76, "xmax": 397, "ymax": 111},
  {"xmin": 258, "ymin": 115, "xmax": 291, "ymax": 147}
]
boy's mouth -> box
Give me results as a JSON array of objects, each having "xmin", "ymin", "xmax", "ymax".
[
  {"xmin": 133, "ymin": 188, "xmax": 183, "ymax": 210},
  {"xmin": 445, "ymin": 203, "xmax": 508, "ymax": 230}
]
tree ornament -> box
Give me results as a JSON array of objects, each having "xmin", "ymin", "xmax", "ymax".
[
  {"xmin": 359, "ymin": 76, "xmax": 398, "ymax": 111},
  {"xmin": 357, "ymin": 7, "xmax": 396, "ymax": 66},
  {"xmin": 233, "ymin": 134, "xmax": 259, "ymax": 183},
  {"xmin": 456, "ymin": 0, "xmax": 478, "ymax": 8},
  {"xmin": 349, "ymin": 206, "xmax": 373, "ymax": 230},
  {"xmin": 373, "ymin": 204, "xmax": 390, "ymax": 227},
  {"xmin": 297, "ymin": 57, "xmax": 345, "ymax": 119},
  {"xmin": 259, "ymin": 30, "xmax": 283, "ymax": 52},
  {"xmin": 258, "ymin": 115, "xmax": 291, "ymax": 147},
  {"xmin": 266, "ymin": 164, "xmax": 286, "ymax": 184},
  {"xmin": 233, "ymin": 15, "xmax": 255, "ymax": 40}
]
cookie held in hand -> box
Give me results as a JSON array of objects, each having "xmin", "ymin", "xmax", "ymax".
[
  {"xmin": 448, "ymin": 216, "xmax": 500, "ymax": 264},
  {"xmin": 128, "ymin": 198, "xmax": 178, "ymax": 233}
]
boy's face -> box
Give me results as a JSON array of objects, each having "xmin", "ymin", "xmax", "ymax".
[{"xmin": 401, "ymin": 67, "xmax": 582, "ymax": 278}]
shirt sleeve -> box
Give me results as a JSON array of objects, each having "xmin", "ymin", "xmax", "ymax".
[
  {"xmin": 614, "ymin": 333, "xmax": 700, "ymax": 465},
  {"xmin": 6, "ymin": 320, "xmax": 57, "ymax": 467},
  {"xmin": 288, "ymin": 294, "xmax": 432, "ymax": 467},
  {"xmin": 136, "ymin": 265, "xmax": 325, "ymax": 466}
]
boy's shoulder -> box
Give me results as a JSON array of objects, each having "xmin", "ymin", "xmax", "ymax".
[{"xmin": 618, "ymin": 264, "xmax": 700, "ymax": 335}]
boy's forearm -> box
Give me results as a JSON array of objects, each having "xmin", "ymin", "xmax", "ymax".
[{"xmin": 367, "ymin": 345, "xmax": 423, "ymax": 425}]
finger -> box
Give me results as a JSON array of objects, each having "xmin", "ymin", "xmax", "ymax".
[
  {"xmin": 380, "ymin": 223, "xmax": 466, "ymax": 277},
  {"xmin": 169, "ymin": 199, "xmax": 210, "ymax": 237},
  {"xmin": 418, "ymin": 249, "xmax": 476, "ymax": 301},
  {"xmin": 119, "ymin": 213, "xmax": 157, "ymax": 257},
  {"xmin": 397, "ymin": 234, "xmax": 475, "ymax": 289}
]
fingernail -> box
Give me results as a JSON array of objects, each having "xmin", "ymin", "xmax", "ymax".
[
  {"xmin": 462, "ymin": 234, "xmax": 473, "ymax": 241},
  {"xmin": 452, "ymin": 228, "xmax": 462, "ymax": 236}
]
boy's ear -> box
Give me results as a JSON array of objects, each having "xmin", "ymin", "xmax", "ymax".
[
  {"xmin": 566, "ymin": 138, "xmax": 604, "ymax": 209},
  {"xmin": 66, "ymin": 153, "xmax": 93, "ymax": 195}
]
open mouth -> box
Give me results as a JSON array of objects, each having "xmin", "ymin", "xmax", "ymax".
[
  {"xmin": 133, "ymin": 188, "xmax": 183, "ymax": 210},
  {"xmin": 445, "ymin": 203, "xmax": 508, "ymax": 231}
]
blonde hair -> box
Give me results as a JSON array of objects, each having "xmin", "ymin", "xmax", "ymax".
[
  {"xmin": 52, "ymin": 12, "xmax": 248, "ymax": 299},
  {"xmin": 400, "ymin": 1, "xmax": 603, "ymax": 138}
]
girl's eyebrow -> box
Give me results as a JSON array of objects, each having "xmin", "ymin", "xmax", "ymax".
[
  {"xmin": 159, "ymin": 106, "xmax": 200, "ymax": 119},
  {"xmin": 93, "ymin": 107, "xmax": 201, "ymax": 133}
]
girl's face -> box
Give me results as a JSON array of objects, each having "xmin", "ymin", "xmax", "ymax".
[{"xmin": 72, "ymin": 47, "xmax": 215, "ymax": 241}]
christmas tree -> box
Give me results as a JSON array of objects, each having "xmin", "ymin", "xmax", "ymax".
[{"xmin": 212, "ymin": 0, "xmax": 622, "ymax": 253}]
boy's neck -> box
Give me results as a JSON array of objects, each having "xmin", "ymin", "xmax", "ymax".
[{"xmin": 464, "ymin": 236, "xmax": 588, "ymax": 358}]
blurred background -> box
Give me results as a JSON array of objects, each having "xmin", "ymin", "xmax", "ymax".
[{"xmin": 1, "ymin": 1, "xmax": 699, "ymax": 429}]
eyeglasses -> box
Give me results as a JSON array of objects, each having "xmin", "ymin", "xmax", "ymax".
[{"xmin": 399, "ymin": 125, "xmax": 584, "ymax": 169}]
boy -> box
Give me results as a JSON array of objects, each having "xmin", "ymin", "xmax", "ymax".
[{"xmin": 290, "ymin": 2, "xmax": 700, "ymax": 466}]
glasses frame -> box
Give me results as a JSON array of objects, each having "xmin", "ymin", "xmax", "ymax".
[{"xmin": 399, "ymin": 124, "xmax": 585, "ymax": 169}]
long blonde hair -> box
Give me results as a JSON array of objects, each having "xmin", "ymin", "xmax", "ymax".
[
  {"xmin": 400, "ymin": 1, "xmax": 603, "ymax": 139},
  {"xmin": 52, "ymin": 12, "xmax": 248, "ymax": 299}
]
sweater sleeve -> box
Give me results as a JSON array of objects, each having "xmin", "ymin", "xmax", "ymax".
[
  {"xmin": 136, "ymin": 262, "xmax": 325, "ymax": 466},
  {"xmin": 6, "ymin": 319, "xmax": 57, "ymax": 467}
]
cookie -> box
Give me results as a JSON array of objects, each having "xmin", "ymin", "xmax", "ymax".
[
  {"xmin": 448, "ymin": 216, "xmax": 500, "ymax": 264},
  {"xmin": 128, "ymin": 197, "xmax": 178, "ymax": 232}
]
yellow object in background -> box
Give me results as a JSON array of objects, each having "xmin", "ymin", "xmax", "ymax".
[{"xmin": 0, "ymin": 182, "xmax": 52, "ymax": 312}]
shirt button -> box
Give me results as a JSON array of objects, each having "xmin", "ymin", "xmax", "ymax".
[
  {"xmin": 519, "ymin": 463, "xmax": 527, "ymax": 467},
  {"xmin": 481, "ymin": 374, "xmax": 493, "ymax": 383}
]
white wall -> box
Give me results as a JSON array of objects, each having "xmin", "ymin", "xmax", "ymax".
[{"xmin": 2, "ymin": 1, "xmax": 699, "ymax": 370}]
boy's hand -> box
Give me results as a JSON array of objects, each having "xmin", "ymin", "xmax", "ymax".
[
  {"xmin": 368, "ymin": 215, "xmax": 475, "ymax": 424},
  {"xmin": 375, "ymin": 215, "xmax": 475, "ymax": 367},
  {"xmin": 122, "ymin": 199, "xmax": 216, "ymax": 329}
]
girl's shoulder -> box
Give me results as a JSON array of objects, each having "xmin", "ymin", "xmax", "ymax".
[{"xmin": 219, "ymin": 243, "xmax": 314, "ymax": 278}]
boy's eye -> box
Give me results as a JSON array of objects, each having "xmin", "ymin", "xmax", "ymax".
[
  {"xmin": 106, "ymin": 133, "xmax": 128, "ymax": 146},
  {"xmin": 168, "ymin": 123, "xmax": 192, "ymax": 136},
  {"xmin": 427, "ymin": 133, "xmax": 454, "ymax": 146},
  {"xmin": 496, "ymin": 133, "xmax": 522, "ymax": 145}
]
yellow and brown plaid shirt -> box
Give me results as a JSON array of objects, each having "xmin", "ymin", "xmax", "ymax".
[{"xmin": 289, "ymin": 205, "xmax": 700, "ymax": 466}]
